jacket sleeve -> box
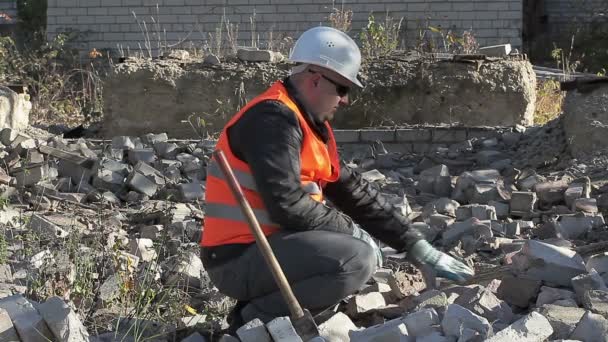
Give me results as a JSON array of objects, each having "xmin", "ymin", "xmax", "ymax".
[
  {"xmin": 322, "ymin": 160, "xmax": 424, "ymax": 252},
  {"xmin": 228, "ymin": 100, "xmax": 357, "ymax": 235}
]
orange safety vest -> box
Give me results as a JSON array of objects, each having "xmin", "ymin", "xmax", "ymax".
[{"xmin": 200, "ymin": 81, "xmax": 341, "ymax": 247}]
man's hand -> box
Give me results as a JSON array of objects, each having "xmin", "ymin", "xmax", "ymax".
[
  {"xmin": 409, "ymin": 240, "xmax": 474, "ymax": 282},
  {"xmin": 352, "ymin": 225, "xmax": 383, "ymax": 269}
]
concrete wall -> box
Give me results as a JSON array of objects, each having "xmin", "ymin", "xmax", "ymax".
[
  {"xmin": 46, "ymin": 0, "xmax": 523, "ymax": 56},
  {"xmin": 544, "ymin": 0, "xmax": 607, "ymax": 37}
]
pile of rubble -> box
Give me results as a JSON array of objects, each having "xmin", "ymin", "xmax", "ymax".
[{"xmin": 0, "ymin": 114, "xmax": 607, "ymax": 341}]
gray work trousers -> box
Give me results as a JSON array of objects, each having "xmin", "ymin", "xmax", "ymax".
[{"xmin": 205, "ymin": 230, "xmax": 376, "ymax": 323}]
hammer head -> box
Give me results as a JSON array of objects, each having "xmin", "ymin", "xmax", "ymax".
[{"xmin": 292, "ymin": 309, "xmax": 323, "ymax": 341}]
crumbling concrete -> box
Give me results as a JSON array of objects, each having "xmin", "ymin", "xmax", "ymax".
[
  {"xmin": 0, "ymin": 86, "xmax": 30, "ymax": 130},
  {"xmin": 103, "ymin": 57, "xmax": 536, "ymax": 138}
]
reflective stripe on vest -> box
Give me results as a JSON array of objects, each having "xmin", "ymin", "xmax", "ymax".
[
  {"xmin": 205, "ymin": 202, "xmax": 278, "ymax": 227},
  {"xmin": 207, "ymin": 160, "xmax": 258, "ymax": 192}
]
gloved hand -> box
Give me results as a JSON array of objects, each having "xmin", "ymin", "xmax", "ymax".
[
  {"xmin": 352, "ymin": 225, "xmax": 383, "ymax": 269},
  {"xmin": 409, "ymin": 239, "xmax": 474, "ymax": 282}
]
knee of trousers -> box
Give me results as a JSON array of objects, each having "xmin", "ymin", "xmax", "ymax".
[{"xmin": 341, "ymin": 241, "xmax": 377, "ymax": 288}]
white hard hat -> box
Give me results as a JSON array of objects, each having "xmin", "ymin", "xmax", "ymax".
[{"xmin": 289, "ymin": 26, "xmax": 364, "ymax": 88}]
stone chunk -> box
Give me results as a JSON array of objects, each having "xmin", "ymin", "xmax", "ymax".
[
  {"xmin": 536, "ymin": 286, "xmax": 576, "ymax": 307},
  {"xmin": 573, "ymin": 198, "xmax": 598, "ymax": 213},
  {"xmin": 111, "ymin": 136, "xmax": 135, "ymax": 150},
  {"xmin": 572, "ymin": 270, "xmax": 608, "ymax": 303},
  {"xmin": 510, "ymin": 191, "xmax": 537, "ymax": 215},
  {"xmin": 485, "ymin": 311, "xmax": 553, "ymax": 342},
  {"xmin": 29, "ymin": 213, "xmax": 69, "ymax": 239},
  {"xmin": 0, "ymin": 307, "xmax": 19, "ymax": 342},
  {"xmin": 349, "ymin": 317, "xmax": 411, "ymax": 341},
  {"xmin": 128, "ymin": 238, "xmax": 157, "ymax": 262},
  {"xmin": 236, "ymin": 318, "xmax": 272, "ymax": 342},
  {"xmin": 583, "ymin": 290, "xmax": 608, "ymax": 317},
  {"xmin": 266, "ymin": 316, "xmax": 302, "ymax": 342},
  {"xmin": 456, "ymin": 285, "xmax": 513, "ymax": 323},
  {"xmin": 403, "ymin": 308, "xmax": 439, "ymax": 337},
  {"xmin": 347, "ymin": 292, "xmax": 386, "ymax": 316},
  {"xmin": 479, "ymin": 44, "xmax": 512, "ymax": 57},
  {"xmin": 39, "ymin": 296, "xmax": 89, "ymax": 342},
  {"xmin": 318, "ymin": 312, "xmax": 357, "ymax": 342},
  {"xmin": 534, "ymin": 180, "xmax": 569, "ymax": 205},
  {"xmin": 497, "ymin": 276, "xmax": 541, "ymax": 308},
  {"xmin": 179, "ymin": 182, "xmax": 205, "ymax": 202},
  {"xmin": 537, "ymin": 304, "xmax": 585, "ymax": 339},
  {"xmin": 556, "ymin": 215, "xmax": 594, "ymax": 239},
  {"xmin": 511, "ymin": 240, "xmax": 586, "ymax": 287},
  {"xmin": 0, "ymin": 294, "xmax": 54, "ymax": 341},
  {"xmin": 237, "ymin": 48, "xmax": 282, "ymax": 63},
  {"xmin": 128, "ymin": 148, "xmax": 157, "ymax": 165},
  {"xmin": 441, "ymin": 304, "xmax": 492, "ymax": 339},
  {"xmin": 570, "ymin": 311, "xmax": 608, "ymax": 341}
]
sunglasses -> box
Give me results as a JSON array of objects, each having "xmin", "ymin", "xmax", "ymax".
[{"xmin": 309, "ymin": 69, "xmax": 350, "ymax": 97}]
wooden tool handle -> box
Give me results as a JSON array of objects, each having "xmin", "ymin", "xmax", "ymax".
[{"xmin": 212, "ymin": 150, "xmax": 305, "ymax": 319}]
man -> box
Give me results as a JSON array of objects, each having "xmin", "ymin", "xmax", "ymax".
[{"xmin": 200, "ymin": 26, "xmax": 474, "ymax": 328}]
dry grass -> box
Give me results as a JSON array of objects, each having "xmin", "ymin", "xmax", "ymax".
[{"xmin": 534, "ymin": 79, "xmax": 565, "ymax": 125}]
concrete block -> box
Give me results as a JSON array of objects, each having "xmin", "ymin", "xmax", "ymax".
[
  {"xmin": 432, "ymin": 129, "xmax": 467, "ymax": 143},
  {"xmin": 236, "ymin": 48, "xmax": 281, "ymax": 63},
  {"xmin": 441, "ymin": 304, "xmax": 492, "ymax": 339},
  {"xmin": 556, "ymin": 215, "xmax": 594, "ymax": 240},
  {"xmin": 485, "ymin": 311, "xmax": 552, "ymax": 342},
  {"xmin": 0, "ymin": 294, "xmax": 54, "ymax": 341},
  {"xmin": 564, "ymin": 185, "xmax": 585, "ymax": 208},
  {"xmin": 181, "ymin": 332, "xmax": 207, "ymax": 342},
  {"xmin": 128, "ymin": 238, "xmax": 157, "ymax": 262},
  {"xmin": 511, "ymin": 240, "xmax": 586, "ymax": 287},
  {"xmin": 510, "ymin": 191, "xmax": 537, "ymax": 215},
  {"xmin": 0, "ymin": 307, "xmax": 19, "ymax": 342},
  {"xmin": 360, "ymin": 129, "xmax": 396, "ymax": 142},
  {"xmin": 92, "ymin": 169, "xmax": 125, "ymax": 193},
  {"xmin": 29, "ymin": 213, "xmax": 69, "ymax": 239},
  {"xmin": 57, "ymin": 159, "xmax": 94, "ymax": 185},
  {"xmin": 347, "ymin": 292, "xmax": 386, "ymax": 316},
  {"xmin": 333, "ymin": 130, "xmax": 360, "ymax": 143},
  {"xmin": 127, "ymin": 172, "xmax": 158, "ymax": 197},
  {"xmin": 403, "ymin": 308, "xmax": 439, "ymax": 337},
  {"xmin": 141, "ymin": 133, "xmax": 168, "ymax": 145},
  {"xmin": 534, "ymin": 180, "xmax": 569, "ymax": 205},
  {"xmin": 318, "ymin": 312, "xmax": 357, "ymax": 342},
  {"xmin": 13, "ymin": 164, "xmax": 52, "ymax": 187},
  {"xmin": 456, "ymin": 285, "xmax": 513, "ymax": 323},
  {"xmin": 140, "ymin": 225, "xmax": 164, "ymax": 240},
  {"xmin": 236, "ymin": 318, "xmax": 272, "ymax": 342},
  {"xmin": 128, "ymin": 148, "xmax": 157, "ymax": 165},
  {"xmin": 583, "ymin": 290, "xmax": 608, "ymax": 317},
  {"xmin": 179, "ymin": 182, "xmax": 205, "ymax": 202},
  {"xmin": 537, "ymin": 304, "xmax": 585, "ymax": 339},
  {"xmin": 496, "ymin": 276, "xmax": 541, "ymax": 309},
  {"xmin": 111, "ymin": 136, "xmax": 135, "ymax": 150},
  {"xmin": 396, "ymin": 128, "xmax": 431, "ymax": 142},
  {"xmin": 569, "ymin": 311, "xmax": 608, "ymax": 341},
  {"xmin": 572, "ymin": 270, "xmax": 608, "ymax": 302},
  {"xmin": 536, "ymin": 286, "xmax": 576, "ymax": 307},
  {"xmin": 266, "ymin": 316, "xmax": 302, "ymax": 342},
  {"xmin": 362, "ymin": 169, "xmax": 386, "ymax": 183},
  {"xmin": 573, "ymin": 198, "xmax": 598, "ymax": 213},
  {"xmin": 489, "ymin": 200, "xmax": 509, "ymax": 219},
  {"xmin": 350, "ymin": 317, "xmax": 411, "ymax": 341},
  {"xmin": 39, "ymin": 296, "xmax": 89, "ymax": 342},
  {"xmin": 505, "ymin": 221, "xmax": 520, "ymax": 237},
  {"xmin": 478, "ymin": 44, "xmax": 512, "ymax": 57},
  {"xmin": 153, "ymin": 142, "xmax": 179, "ymax": 159},
  {"xmin": 442, "ymin": 218, "xmax": 492, "ymax": 245}
]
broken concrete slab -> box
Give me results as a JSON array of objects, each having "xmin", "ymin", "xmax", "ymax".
[
  {"xmin": 402, "ymin": 308, "xmax": 439, "ymax": 337},
  {"xmin": 178, "ymin": 182, "xmax": 205, "ymax": 202},
  {"xmin": 456, "ymin": 285, "xmax": 514, "ymax": 323},
  {"xmin": 536, "ymin": 286, "xmax": 576, "ymax": 307},
  {"xmin": 266, "ymin": 316, "xmax": 302, "ymax": 342},
  {"xmin": 236, "ymin": 318, "xmax": 272, "ymax": 342},
  {"xmin": 511, "ymin": 240, "xmax": 586, "ymax": 287},
  {"xmin": 0, "ymin": 307, "xmax": 19, "ymax": 342},
  {"xmin": 128, "ymin": 238, "xmax": 157, "ymax": 262},
  {"xmin": 111, "ymin": 136, "xmax": 135, "ymax": 150},
  {"xmin": 485, "ymin": 311, "xmax": 553, "ymax": 342},
  {"xmin": 29, "ymin": 213, "xmax": 69, "ymax": 239},
  {"xmin": 318, "ymin": 312, "xmax": 358, "ymax": 342},
  {"xmin": 236, "ymin": 48, "xmax": 283, "ymax": 63},
  {"xmin": 537, "ymin": 304, "xmax": 585, "ymax": 339},
  {"xmin": 569, "ymin": 311, "xmax": 608, "ymax": 341},
  {"xmin": 572, "ymin": 270, "xmax": 608, "ymax": 303},
  {"xmin": 441, "ymin": 304, "xmax": 492, "ymax": 339},
  {"xmin": 510, "ymin": 191, "xmax": 537, "ymax": 216},
  {"xmin": 38, "ymin": 296, "xmax": 89, "ymax": 342},
  {"xmin": 0, "ymin": 294, "xmax": 54, "ymax": 341},
  {"xmin": 479, "ymin": 44, "xmax": 512, "ymax": 57},
  {"xmin": 534, "ymin": 180, "xmax": 569, "ymax": 205},
  {"xmin": 347, "ymin": 292, "xmax": 387, "ymax": 316},
  {"xmin": 128, "ymin": 148, "xmax": 157, "ymax": 165},
  {"xmin": 349, "ymin": 316, "xmax": 411, "ymax": 341}
]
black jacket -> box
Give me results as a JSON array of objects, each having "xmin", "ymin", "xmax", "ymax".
[{"xmin": 201, "ymin": 78, "xmax": 423, "ymax": 267}]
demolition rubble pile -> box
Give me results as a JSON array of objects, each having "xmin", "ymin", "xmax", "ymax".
[{"xmin": 0, "ymin": 115, "xmax": 607, "ymax": 341}]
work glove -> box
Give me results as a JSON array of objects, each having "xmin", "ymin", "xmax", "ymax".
[
  {"xmin": 352, "ymin": 225, "xmax": 383, "ymax": 269},
  {"xmin": 409, "ymin": 239, "xmax": 474, "ymax": 282}
]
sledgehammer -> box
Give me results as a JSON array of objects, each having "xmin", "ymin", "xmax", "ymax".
[{"xmin": 212, "ymin": 150, "xmax": 325, "ymax": 342}]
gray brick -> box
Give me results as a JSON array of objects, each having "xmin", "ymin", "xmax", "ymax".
[
  {"xmin": 360, "ymin": 129, "xmax": 396, "ymax": 142},
  {"xmin": 431, "ymin": 3, "xmax": 452, "ymax": 11},
  {"xmin": 475, "ymin": 11, "xmax": 499, "ymax": 20},
  {"xmin": 67, "ymin": 8, "xmax": 87, "ymax": 15},
  {"xmin": 333, "ymin": 130, "xmax": 360, "ymax": 143},
  {"xmin": 47, "ymin": 8, "xmax": 67, "ymax": 16},
  {"xmin": 408, "ymin": 3, "xmax": 430, "ymax": 12},
  {"xmin": 95, "ymin": 16, "xmax": 117, "ymax": 24},
  {"xmin": 57, "ymin": 16, "xmax": 78, "ymax": 24},
  {"xmin": 432, "ymin": 129, "xmax": 467, "ymax": 143},
  {"xmin": 499, "ymin": 11, "xmax": 522, "ymax": 20},
  {"xmin": 80, "ymin": 0, "xmax": 101, "ymax": 6},
  {"xmin": 396, "ymin": 128, "xmax": 432, "ymax": 142}
]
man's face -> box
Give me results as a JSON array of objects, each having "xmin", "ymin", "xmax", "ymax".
[{"xmin": 305, "ymin": 67, "xmax": 351, "ymax": 121}]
